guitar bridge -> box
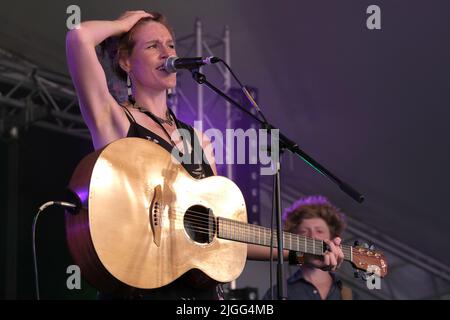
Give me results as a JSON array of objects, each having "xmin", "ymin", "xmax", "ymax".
[{"xmin": 150, "ymin": 185, "xmax": 162, "ymax": 246}]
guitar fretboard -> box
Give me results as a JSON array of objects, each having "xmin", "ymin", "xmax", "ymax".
[{"xmin": 217, "ymin": 217, "xmax": 352, "ymax": 261}]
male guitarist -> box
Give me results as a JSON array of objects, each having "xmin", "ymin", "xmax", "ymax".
[{"xmin": 263, "ymin": 195, "xmax": 352, "ymax": 300}]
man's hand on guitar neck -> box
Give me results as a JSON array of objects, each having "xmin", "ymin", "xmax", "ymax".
[{"xmin": 307, "ymin": 237, "xmax": 344, "ymax": 272}]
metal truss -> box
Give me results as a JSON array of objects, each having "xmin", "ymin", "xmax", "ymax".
[
  {"xmin": 174, "ymin": 18, "xmax": 237, "ymax": 183},
  {"xmin": 174, "ymin": 19, "xmax": 231, "ymax": 121},
  {"xmin": 0, "ymin": 18, "xmax": 232, "ymax": 140},
  {"xmin": 0, "ymin": 14, "xmax": 233, "ymax": 141},
  {"xmin": 0, "ymin": 47, "xmax": 90, "ymax": 140}
]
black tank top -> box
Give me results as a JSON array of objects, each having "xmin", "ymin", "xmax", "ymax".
[
  {"xmin": 123, "ymin": 106, "xmax": 214, "ymax": 180},
  {"xmin": 97, "ymin": 106, "xmax": 221, "ymax": 300}
]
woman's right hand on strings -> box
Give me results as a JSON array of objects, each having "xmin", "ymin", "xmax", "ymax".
[{"xmin": 115, "ymin": 11, "xmax": 154, "ymax": 33}]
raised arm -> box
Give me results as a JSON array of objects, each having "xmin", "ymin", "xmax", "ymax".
[{"xmin": 65, "ymin": 11, "xmax": 152, "ymax": 148}]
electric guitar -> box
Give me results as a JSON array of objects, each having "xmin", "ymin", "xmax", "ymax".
[{"xmin": 65, "ymin": 138, "xmax": 388, "ymax": 294}]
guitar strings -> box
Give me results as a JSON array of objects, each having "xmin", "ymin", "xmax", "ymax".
[
  {"xmin": 150, "ymin": 213, "xmax": 322, "ymax": 249},
  {"xmin": 160, "ymin": 211, "xmax": 325, "ymax": 248},
  {"xmin": 170, "ymin": 211, "xmax": 336, "ymax": 248},
  {"xmin": 146, "ymin": 213, "xmax": 354, "ymax": 257},
  {"xmin": 168, "ymin": 215, "xmax": 352, "ymax": 253},
  {"xmin": 126, "ymin": 202, "xmax": 364, "ymax": 258},
  {"xmin": 166, "ymin": 206, "xmax": 358, "ymax": 252},
  {"xmin": 135, "ymin": 211, "xmax": 357, "ymax": 261},
  {"xmin": 154, "ymin": 220, "xmax": 355, "ymax": 261},
  {"xmin": 149, "ymin": 206, "xmax": 355, "ymax": 253},
  {"xmin": 164, "ymin": 205, "xmax": 349, "ymax": 251}
]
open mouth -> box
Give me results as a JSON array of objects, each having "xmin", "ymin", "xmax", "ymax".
[{"xmin": 156, "ymin": 64, "xmax": 166, "ymax": 72}]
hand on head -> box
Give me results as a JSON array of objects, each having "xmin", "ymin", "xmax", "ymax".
[{"xmin": 116, "ymin": 11, "xmax": 154, "ymax": 33}]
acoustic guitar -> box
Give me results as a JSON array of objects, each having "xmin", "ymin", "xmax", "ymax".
[{"xmin": 65, "ymin": 138, "xmax": 387, "ymax": 294}]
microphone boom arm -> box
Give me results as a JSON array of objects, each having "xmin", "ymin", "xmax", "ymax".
[{"xmin": 190, "ymin": 69, "xmax": 364, "ymax": 203}]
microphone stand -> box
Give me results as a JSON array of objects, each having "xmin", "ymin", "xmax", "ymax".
[
  {"xmin": 273, "ymin": 146, "xmax": 287, "ymax": 299},
  {"xmin": 190, "ymin": 69, "xmax": 364, "ymax": 300}
]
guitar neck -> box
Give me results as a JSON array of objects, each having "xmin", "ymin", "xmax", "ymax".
[{"xmin": 217, "ymin": 217, "xmax": 353, "ymax": 262}]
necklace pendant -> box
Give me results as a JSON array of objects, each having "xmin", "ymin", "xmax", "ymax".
[{"xmin": 133, "ymin": 103, "xmax": 174, "ymax": 126}]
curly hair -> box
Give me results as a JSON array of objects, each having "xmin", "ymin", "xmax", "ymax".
[{"xmin": 282, "ymin": 195, "xmax": 347, "ymax": 238}]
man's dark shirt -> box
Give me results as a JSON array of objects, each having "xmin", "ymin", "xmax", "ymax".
[{"xmin": 262, "ymin": 269, "xmax": 344, "ymax": 300}]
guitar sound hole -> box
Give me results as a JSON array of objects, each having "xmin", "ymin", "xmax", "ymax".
[{"xmin": 184, "ymin": 205, "xmax": 216, "ymax": 244}]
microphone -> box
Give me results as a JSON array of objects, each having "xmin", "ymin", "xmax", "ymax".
[{"xmin": 164, "ymin": 56, "xmax": 220, "ymax": 73}]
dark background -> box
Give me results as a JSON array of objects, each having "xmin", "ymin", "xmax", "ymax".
[{"xmin": 1, "ymin": 0, "xmax": 449, "ymax": 299}]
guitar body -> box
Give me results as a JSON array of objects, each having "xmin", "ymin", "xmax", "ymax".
[{"xmin": 65, "ymin": 138, "xmax": 247, "ymax": 294}]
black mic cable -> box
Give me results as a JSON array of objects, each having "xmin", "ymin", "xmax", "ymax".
[
  {"xmin": 32, "ymin": 201, "xmax": 77, "ymax": 300},
  {"xmin": 214, "ymin": 58, "xmax": 269, "ymax": 126}
]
